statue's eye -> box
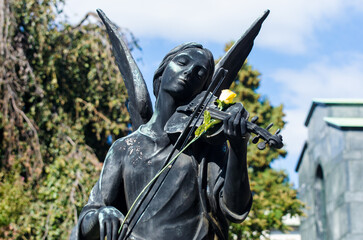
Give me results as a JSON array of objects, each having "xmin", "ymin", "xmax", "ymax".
[
  {"xmin": 177, "ymin": 58, "xmax": 187, "ymax": 66},
  {"xmin": 198, "ymin": 69, "xmax": 206, "ymax": 79}
]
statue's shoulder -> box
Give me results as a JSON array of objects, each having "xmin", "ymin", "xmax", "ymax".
[
  {"xmin": 104, "ymin": 129, "xmax": 152, "ymax": 168},
  {"xmin": 108, "ymin": 129, "xmax": 147, "ymax": 154}
]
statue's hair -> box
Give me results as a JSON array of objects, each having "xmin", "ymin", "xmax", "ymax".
[{"xmin": 153, "ymin": 42, "xmax": 215, "ymax": 98}]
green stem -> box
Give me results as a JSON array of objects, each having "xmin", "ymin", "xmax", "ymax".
[{"xmin": 118, "ymin": 134, "xmax": 202, "ymax": 233}]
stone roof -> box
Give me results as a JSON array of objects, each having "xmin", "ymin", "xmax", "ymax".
[
  {"xmin": 304, "ymin": 98, "xmax": 363, "ymax": 126},
  {"xmin": 295, "ymin": 142, "xmax": 307, "ymax": 172},
  {"xmin": 297, "ymin": 99, "xmax": 363, "ymax": 172},
  {"xmin": 324, "ymin": 117, "xmax": 363, "ymax": 129}
]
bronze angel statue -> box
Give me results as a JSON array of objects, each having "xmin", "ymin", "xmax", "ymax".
[{"xmin": 71, "ymin": 9, "xmax": 282, "ymax": 240}]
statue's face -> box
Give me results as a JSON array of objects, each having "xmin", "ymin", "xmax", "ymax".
[{"xmin": 160, "ymin": 48, "xmax": 210, "ymax": 104}]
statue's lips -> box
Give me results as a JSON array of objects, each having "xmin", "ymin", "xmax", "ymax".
[{"xmin": 178, "ymin": 78, "xmax": 189, "ymax": 86}]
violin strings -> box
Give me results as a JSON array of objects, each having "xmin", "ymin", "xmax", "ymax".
[{"xmin": 180, "ymin": 69, "xmax": 227, "ymax": 149}]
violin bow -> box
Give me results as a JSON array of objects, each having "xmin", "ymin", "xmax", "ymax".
[
  {"xmin": 121, "ymin": 68, "xmax": 228, "ymax": 239},
  {"xmin": 119, "ymin": 10, "xmax": 270, "ymax": 239}
]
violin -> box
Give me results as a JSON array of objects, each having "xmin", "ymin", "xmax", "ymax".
[{"xmin": 165, "ymin": 91, "xmax": 283, "ymax": 150}]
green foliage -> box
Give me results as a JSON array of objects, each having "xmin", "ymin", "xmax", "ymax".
[
  {"xmin": 223, "ymin": 43, "xmax": 304, "ymax": 239},
  {"xmin": 0, "ymin": 170, "xmax": 30, "ymax": 227},
  {"xmin": 194, "ymin": 110, "xmax": 221, "ymax": 138},
  {"xmin": 0, "ymin": 1, "xmax": 304, "ymax": 238},
  {"xmin": 0, "ymin": 0, "xmax": 134, "ymax": 238}
]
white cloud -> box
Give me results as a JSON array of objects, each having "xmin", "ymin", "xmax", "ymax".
[
  {"xmin": 273, "ymin": 52, "xmax": 363, "ymax": 109},
  {"xmin": 63, "ymin": 0, "xmax": 362, "ymax": 54},
  {"xmin": 61, "ymin": 0, "xmax": 363, "ymax": 186},
  {"xmin": 283, "ymin": 109, "xmax": 308, "ymax": 157},
  {"xmin": 266, "ymin": 107, "xmax": 308, "ymax": 187},
  {"xmin": 270, "ymin": 52, "xmax": 363, "ymax": 180}
]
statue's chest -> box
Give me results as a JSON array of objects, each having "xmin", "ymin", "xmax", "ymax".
[{"xmin": 123, "ymin": 144, "xmax": 199, "ymax": 210}]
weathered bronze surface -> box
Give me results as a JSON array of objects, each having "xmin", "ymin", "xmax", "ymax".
[{"xmin": 71, "ymin": 9, "xmax": 271, "ymax": 240}]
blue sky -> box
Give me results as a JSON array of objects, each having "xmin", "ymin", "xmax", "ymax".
[{"xmin": 63, "ymin": 0, "xmax": 363, "ymax": 187}]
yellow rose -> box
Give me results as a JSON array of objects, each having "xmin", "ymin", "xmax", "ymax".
[{"xmin": 218, "ymin": 89, "xmax": 237, "ymax": 104}]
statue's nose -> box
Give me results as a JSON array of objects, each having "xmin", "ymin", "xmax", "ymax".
[{"xmin": 183, "ymin": 68, "xmax": 192, "ymax": 77}]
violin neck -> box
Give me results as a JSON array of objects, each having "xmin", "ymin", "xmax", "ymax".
[
  {"xmin": 206, "ymin": 107, "xmax": 231, "ymax": 120},
  {"xmin": 205, "ymin": 105, "xmax": 283, "ymax": 150},
  {"xmin": 206, "ymin": 107, "xmax": 255, "ymax": 134}
]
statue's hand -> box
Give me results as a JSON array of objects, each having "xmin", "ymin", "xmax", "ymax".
[
  {"xmin": 223, "ymin": 108, "xmax": 250, "ymax": 144},
  {"xmin": 98, "ymin": 206, "xmax": 124, "ymax": 240}
]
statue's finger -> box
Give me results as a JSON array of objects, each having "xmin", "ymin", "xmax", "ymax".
[
  {"xmin": 243, "ymin": 108, "xmax": 249, "ymax": 120},
  {"xmin": 240, "ymin": 118, "xmax": 247, "ymax": 136},
  {"xmin": 118, "ymin": 223, "xmax": 128, "ymax": 240},
  {"xmin": 228, "ymin": 115, "xmax": 234, "ymax": 135},
  {"xmin": 223, "ymin": 116, "xmax": 230, "ymax": 134},
  {"xmin": 233, "ymin": 111, "xmax": 242, "ymax": 136},
  {"xmin": 112, "ymin": 219, "xmax": 119, "ymax": 240},
  {"xmin": 107, "ymin": 221, "xmax": 112, "ymax": 240},
  {"xmin": 99, "ymin": 220, "xmax": 105, "ymax": 240}
]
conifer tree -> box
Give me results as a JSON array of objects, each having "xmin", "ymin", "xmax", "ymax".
[{"xmin": 224, "ymin": 42, "xmax": 304, "ymax": 239}]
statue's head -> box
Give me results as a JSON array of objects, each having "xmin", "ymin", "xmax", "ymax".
[{"xmin": 153, "ymin": 43, "xmax": 214, "ymax": 101}]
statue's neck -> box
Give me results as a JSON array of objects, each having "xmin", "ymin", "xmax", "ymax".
[{"xmin": 143, "ymin": 91, "xmax": 177, "ymax": 144}]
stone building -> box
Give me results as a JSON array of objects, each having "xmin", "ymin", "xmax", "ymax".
[
  {"xmin": 269, "ymin": 215, "xmax": 301, "ymax": 240},
  {"xmin": 295, "ymin": 99, "xmax": 363, "ymax": 240}
]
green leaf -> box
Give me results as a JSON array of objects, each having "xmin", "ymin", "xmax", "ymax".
[
  {"xmin": 204, "ymin": 109, "xmax": 211, "ymax": 124},
  {"xmin": 194, "ymin": 111, "xmax": 221, "ymax": 138}
]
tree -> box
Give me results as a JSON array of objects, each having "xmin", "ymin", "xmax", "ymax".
[
  {"xmin": 0, "ymin": 0, "xmax": 138, "ymax": 239},
  {"xmin": 223, "ymin": 42, "xmax": 304, "ymax": 239},
  {"xmin": 0, "ymin": 1, "xmax": 303, "ymax": 238}
]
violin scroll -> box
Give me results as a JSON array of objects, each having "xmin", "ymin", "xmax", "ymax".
[
  {"xmin": 165, "ymin": 91, "xmax": 284, "ymax": 150},
  {"xmin": 207, "ymin": 107, "xmax": 284, "ymax": 150},
  {"xmin": 249, "ymin": 118, "xmax": 283, "ymax": 150}
]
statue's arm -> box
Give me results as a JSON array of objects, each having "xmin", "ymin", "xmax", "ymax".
[
  {"xmin": 78, "ymin": 139, "xmax": 126, "ymax": 239},
  {"xmin": 220, "ymin": 110, "xmax": 252, "ymax": 222}
]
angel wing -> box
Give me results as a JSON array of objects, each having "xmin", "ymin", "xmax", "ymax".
[
  {"xmin": 213, "ymin": 10, "xmax": 270, "ymax": 96},
  {"xmin": 97, "ymin": 9, "xmax": 153, "ymax": 130}
]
